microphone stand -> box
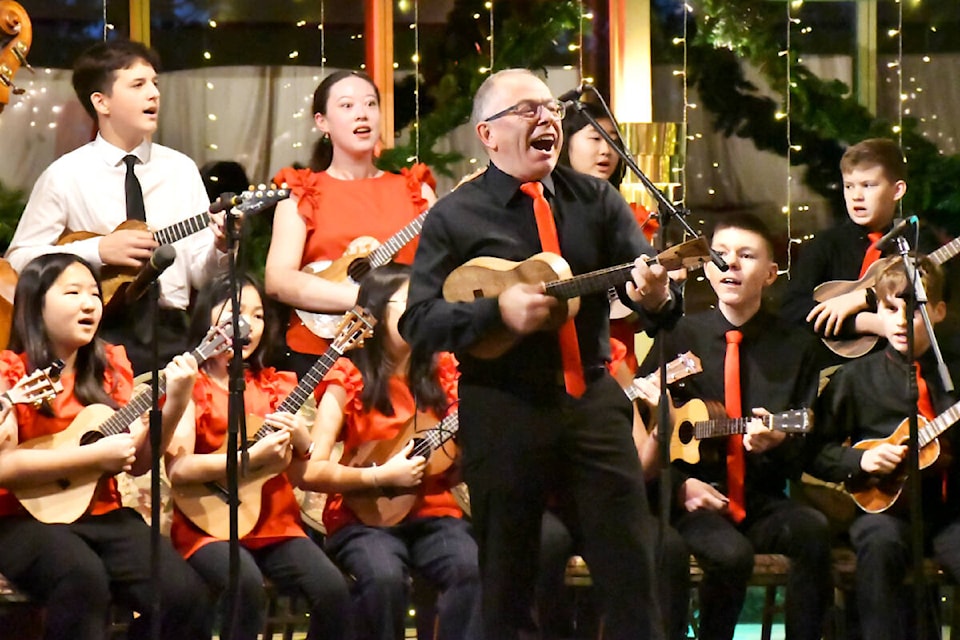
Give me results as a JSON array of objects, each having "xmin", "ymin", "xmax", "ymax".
[
  {"xmin": 221, "ymin": 193, "xmax": 249, "ymax": 640},
  {"xmin": 147, "ymin": 272, "xmax": 163, "ymax": 640},
  {"xmin": 566, "ymin": 93, "xmax": 727, "ymax": 639},
  {"xmin": 892, "ymin": 231, "xmax": 954, "ymax": 640}
]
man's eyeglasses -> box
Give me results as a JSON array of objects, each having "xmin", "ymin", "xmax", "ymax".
[{"xmin": 483, "ymin": 99, "xmax": 566, "ymax": 123}]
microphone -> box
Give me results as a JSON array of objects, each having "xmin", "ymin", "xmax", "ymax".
[
  {"xmin": 557, "ymin": 83, "xmax": 586, "ymax": 108},
  {"xmin": 871, "ymin": 215, "xmax": 918, "ymax": 252},
  {"xmin": 125, "ymin": 245, "xmax": 177, "ymax": 303},
  {"xmin": 209, "ymin": 192, "xmax": 241, "ymax": 214}
]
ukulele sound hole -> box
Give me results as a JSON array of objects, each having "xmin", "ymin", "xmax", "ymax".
[
  {"xmin": 79, "ymin": 431, "xmax": 104, "ymax": 447},
  {"xmin": 347, "ymin": 258, "xmax": 372, "ymax": 282},
  {"xmin": 408, "ymin": 437, "xmax": 427, "ymax": 459},
  {"xmin": 677, "ymin": 421, "xmax": 694, "ymax": 445}
]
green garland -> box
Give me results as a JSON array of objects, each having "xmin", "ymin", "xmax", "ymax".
[
  {"xmin": 378, "ymin": 0, "xmax": 581, "ymax": 176},
  {"xmin": 690, "ymin": 0, "xmax": 960, "ymax": 234}
]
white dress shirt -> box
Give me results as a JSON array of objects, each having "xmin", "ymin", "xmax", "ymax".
[{"xmin": 6, "ymin": 134, "xmax": 225, "ymax": 309}]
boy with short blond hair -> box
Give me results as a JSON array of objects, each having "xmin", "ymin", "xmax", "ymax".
[
  {"xmin": 782, "ymin": 138, "xmax": 911, "ymax": 360},
  {"xmin": 638, "ymin": 212, "xmax": 831, "ymax": 640},
  {"xmin": 809, "ymin": 256, "xmax": 960, "ymax": 640}
]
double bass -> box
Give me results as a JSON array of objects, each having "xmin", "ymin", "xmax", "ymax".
[
  {"xmin": 0, "ymin": 1, "xmax": 31, "ymax": 349},
  {"xmin": 0, "ymin": 0, "xmax": 32, "ymax": 114}
]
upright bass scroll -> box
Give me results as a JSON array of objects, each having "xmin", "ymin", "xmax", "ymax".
[{"xmin": 0, "ymin": 0, "xmax": 33, "ymax": 113}]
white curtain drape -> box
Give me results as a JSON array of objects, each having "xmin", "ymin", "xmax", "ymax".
[{"xmin": 1, "ymin": 56, "xmax": 956, "ymax": 228}]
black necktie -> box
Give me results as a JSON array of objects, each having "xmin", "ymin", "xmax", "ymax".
[{"xmin": 123, "ymin": 154, "xmax": 146, "ymax": 222}]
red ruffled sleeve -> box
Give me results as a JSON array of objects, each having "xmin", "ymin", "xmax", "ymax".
[
  {"xmin": 630, "ymin": 202, "xmax": 660, "ymax": 243},
  {"xmin": 102, "ymin": 344, "xmax": 134, "ymax": 405},
  {"xmin": 256, "ymin": 367, "xmax": 297, "ymax": 406},
  {"xmin": 314, "ymin": 357, "xmax": 365, "ymax": 417},
  {"xmin": 0, "ymin": 351, "xmax": 32, "ymax": 435},
  {"xmin": 273, "ymin": 166, "xmax": 323, "ymax": 233},
  {"xmin": 435, "ymin": 352, "xmax": 460, "ymax": 407},
  {"xmin": 399, "ymin": 163, "xmax": 436, "ymax": 213},
  {"xmin": 607, "ymin": 338, "xmax": 628, "ymax": 376}
]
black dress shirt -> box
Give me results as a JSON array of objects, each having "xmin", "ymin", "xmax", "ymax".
[
  {"xmin": 781, "ymin": 219, "xmax": 939, "ymax": 336},
  {"xmin": 638, "ymin": 308, "xmax": 822, "ymax": 513},
  {"xmin": 810, "ymin": 345, "xmax": 960, "ymax": 515},
  {"xmin": 400, "ymin": 162, "xmax": 680, "ymax": 391}
]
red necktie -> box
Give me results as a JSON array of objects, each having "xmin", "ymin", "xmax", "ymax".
[
  {"xmin": 859, "ymin": 231, "xmax": 884, "ymax": 278},
  {"xmin": 520, "ymin": 181, "xmax": 586, "ymax": 398},
  {"xmin": 915, "ymin": 363, "xmax": 946, "ymax": 502},
  {"xmin": 724, "ymin": 329, "xmax": 746, "ymax": 523}
]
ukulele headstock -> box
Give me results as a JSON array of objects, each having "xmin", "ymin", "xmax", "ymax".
[
  {"xmin": 2, "ymin": 359, "xmax": 64, "ymax": 409},
  {"xmin": 194, "ymin": 316, "xmax": 252, "ymax": 365},
  {"xmin": 331, "ymin": 306, "xmax": 377, "ymax": 356},
  {"xmin": 664, "ymin": 351, "xmax": 702, "ymax": 384},
  {"xmin": 234, "ymin": 184, "xmax": 291, "ymax": 214}
]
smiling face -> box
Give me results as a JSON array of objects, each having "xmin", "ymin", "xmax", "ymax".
[
  {"xmin": 566, "ymin": 118, "xmax": 620, "ymax": 181},
  {"xmin": 706, "ymin": 226, "xmax": 778, "ymax": 323},
  {"xmin": 842, "ymin": 164, "xmax": 906, "ymax": 232},
  {"xmin": 315, "ymin": 75, "xmax": 381, "ymax": 161},
  {"xmin": 91, "ymin": 59, "xmax": 160, "ymax": 147},
  {"xmin": 42, "ymin": 261, "xmax": 103, "ymax": 359},
  {"xmin": 475, "ymin": 72, "xmax": 562, "ymax": 182}
]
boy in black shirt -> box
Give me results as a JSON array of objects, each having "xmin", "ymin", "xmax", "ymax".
[
  {"xmin": 810, "ymin": 257, "xmax": 960, "ymax": 640},
  {"xmin": 638, "ymin": 213, "xmax": 832, "ymax": 640}
]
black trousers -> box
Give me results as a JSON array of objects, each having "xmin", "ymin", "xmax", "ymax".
[
  {"xmin": 850, "ymin": 512, "xmax": 960, "ymax": 640},
  {"xmin": 538, "ymin": 508, "xmax": 690, "ymax": 640},
  {"xmin": 189, "ymin": 536, "xmax": 352, "ymax": 640},
  {"xmin": 0, "ymin": 508, "xmax": 211, "ymax": 640},
  {"xmin": 459, "ymin": 374, "xmax": 664, "ymax": 640},
  {"xmin": 674, "ymin": 497, "xmax": 832, "ymax": 640}
]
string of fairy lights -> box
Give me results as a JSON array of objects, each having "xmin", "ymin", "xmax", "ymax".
[{"xmin": 0, "ymin": 2, "xmax": 954, "ymax": 215}]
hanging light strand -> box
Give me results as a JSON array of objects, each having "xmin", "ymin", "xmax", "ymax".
[
  {"xmin": 489, "ymin": 1, "xmax": 495, "ymax": 71},
  {"xmin": 896, "ymin": 0, "xmax": 904, "ymax": 218},
  {"xmin": 414, "ymin": 0, "xmax": 421, "ymax": 161},
  {"xmin": 102, "ymin": 0, "xmax": 108, "ymax": 40},
  {"xmin": 577, "ymin": 0, "xmax": 584, "ymax": 80},
  {"xmin": 783, "ymin": 0, "xmax": 794, "ymax": 276},
  {"xmin": 681, "ymin": 3, "xmax": 689, "ymax": 211}
]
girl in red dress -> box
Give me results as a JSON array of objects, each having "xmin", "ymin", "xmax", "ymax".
[
  {"xmin": 289, "ymin": 263, "xmax": 481, "ymax": 640},
  {"xmin": 0, "ymin": 253, "xmax": 209, "ymax": 640},
  {"xmin": 266, "ymin": 70, "xmax": 437, "ymax": 377},
  {"xmin": 165, "ymin": 274, "xmax": 351, "ymax": 640}
]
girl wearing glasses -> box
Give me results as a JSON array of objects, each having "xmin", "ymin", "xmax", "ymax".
[{"xmin": 289, "ymin": 263, "xmax": 481, "ymax": 640}]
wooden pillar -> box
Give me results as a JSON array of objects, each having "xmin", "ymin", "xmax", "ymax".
[
  {"xmin": 365, "ymin": 0, "xmax": 395, "ymax": 148},
  {"xmin": 129, "ymin": 0, "xmax": 150, "ymax": 46},
  {"xmin": 855, "ymin": 0, "xmax": 878, "ymax": 113},
  {"xmin": 609, "ymin": 0, "xmax": 652, "ymax": 122}
]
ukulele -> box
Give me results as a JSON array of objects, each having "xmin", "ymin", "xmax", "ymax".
[
  {"xmin": 0, "ymin": 0, "xmax": 32, "ymax": 114},
  {"xmin": 442, "ymin": 236, "xmax": 711, "ymax": 358},
  {"xmin": 815, "ymin": 237, "xmax": 960, "ymax": 358},
  {"xmin": 0, "ymin": 1, "xmax": 32, "ymax": 349},
  {"xmin": 13, "ymin": 318, "xmax": 248, "ymax": 524},
  {"xmin": 845, "ymin": 400, "xmax": 960, "ymax": 513},
  {"xmin": 53, "ymin": 186, "xmax": 289, "ymax": 314},
  {"xmin": 624, "ymin": 351, "xmax": 702, "ymax": 403},
  {"xmin": 0, "ymin": 360, "xmax": 64, "ymax": 415},
  {"xmin": 297, "ymin": 210, "xmax": 429, "ymax": 339},
  {"xmin": 171, "ymin": 307, "xmax": 375, "ymax": 540},
  {"xmin": 669, "ymin": 399, "xmax": 813, "ymax": 465},
  {"xmin": 340, "ymin": 409, "xmax": 460, "ymax": 527}
]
